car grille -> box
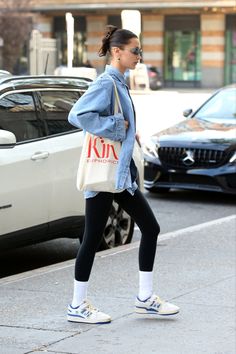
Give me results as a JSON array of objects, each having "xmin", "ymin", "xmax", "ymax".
[{"xmin": 158, "ymin": 147, "xmax": 232, "ymax": 169}]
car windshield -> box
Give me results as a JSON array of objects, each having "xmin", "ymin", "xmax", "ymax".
[{"xmin": 194, "ymin": 88, "xmax": 236, "ymax": 121}]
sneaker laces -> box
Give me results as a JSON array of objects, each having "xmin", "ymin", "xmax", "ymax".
[
  {"xmin": 152, "ymin": 295, "xmax": 165, "ymax": 306},
  {"xmin": 84, "ymin": 300, "xmax": 99, "ymax": 313}
]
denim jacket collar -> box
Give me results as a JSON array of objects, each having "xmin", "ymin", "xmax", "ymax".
[{"xmin": 105, "ymin": 65, "xmax": 127, "ymax": 86}]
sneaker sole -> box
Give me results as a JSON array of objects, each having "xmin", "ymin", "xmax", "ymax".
[
  {"xmin": 135, "ymin": 308, "xmax": 179, "ymax": 316},
  {"xmin": 67, "ymin": 315, "xmax": 111, "ymax": 324}
]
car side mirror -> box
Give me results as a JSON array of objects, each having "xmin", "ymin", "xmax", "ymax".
[
  {"xmin": 183, "ymin": 109, "xmax": 193, "ymax": 118},
  {"xmin": 0, "ymin": 129, "xmax": 16, "ymax": 148}
]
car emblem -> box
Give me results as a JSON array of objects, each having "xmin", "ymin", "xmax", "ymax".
[{"xmin": 182, "ymin": 149, "xmax": 195, "ymax": 166}]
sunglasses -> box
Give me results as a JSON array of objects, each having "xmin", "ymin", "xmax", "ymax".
[{"xmin": 128, "ymin": 47, "xmax": 143, "ymax": 56}]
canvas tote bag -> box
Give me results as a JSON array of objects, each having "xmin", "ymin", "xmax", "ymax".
[{"xmin": 76, "ymin": 78, "xmax": 123, "ymax": 192}]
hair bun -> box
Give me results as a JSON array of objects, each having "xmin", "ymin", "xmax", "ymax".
[
  {"xmin": 98, "ymin": 24, "xmax": 137, "ymax": 57},
  {"xmin": 105, "ymin": 25, "xmax": 118, "ymax": 40}
]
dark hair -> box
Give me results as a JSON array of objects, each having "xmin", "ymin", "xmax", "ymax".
[{"xmin": 98, "ymin": 25, "xmax": 138, "ymax": 57}]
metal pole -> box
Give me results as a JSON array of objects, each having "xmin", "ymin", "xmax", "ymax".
[{"xmin": 66, "ymin": 13, "xmax": 74, "ymax": 68}]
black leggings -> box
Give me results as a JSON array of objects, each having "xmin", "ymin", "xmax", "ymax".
[{"xmin": 75, "ymin": 188, "xmax": 160, "ymax": 281}]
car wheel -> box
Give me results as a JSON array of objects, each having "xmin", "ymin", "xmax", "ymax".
[
  {"xmin": 99, "ymin": 201, "xmax": 134, "ymax": 250},
  {"xmin": 147, "ymin": 187, "xmax": 170, "ymax": 193}
]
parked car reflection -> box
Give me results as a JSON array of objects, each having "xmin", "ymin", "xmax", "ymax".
[{"xmin": 143, "ymin": 84, "xmax": 236, "ymax": 195}]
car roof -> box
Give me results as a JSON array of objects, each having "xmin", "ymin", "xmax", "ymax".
[
  {"xmin": 217, "ymin": 83, "xmax": 236, "ymax": 91},
  {"xmin": 0, "ymin": 75, "xmax": 91, "ymax": 94},
  {"xmin": 225, "ymin": 83, "xmax": 236, "ymax": 88},
  {"xmin": 208, "ymin": 83, "xmax": 236, "ymax": 99}
]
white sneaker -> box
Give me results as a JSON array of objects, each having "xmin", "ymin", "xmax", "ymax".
[
  {"xmin": 135, "ymin": 294, "xmax": 179, "ymax": 316},
  {"xmin": 67, "ymin": 300, "xmax": 111, "ymax": 324}
]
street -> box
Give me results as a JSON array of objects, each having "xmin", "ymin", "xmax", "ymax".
[
  {"xmin": 0, "ymin": 189, "xmax": 235, "ymax": 278},
  {"xmin": 0, "ymin": 88, "xmax": 233, "ymax": 278},
  {"xmin": 0, "ymin": 88, "xmax": 230, "ymax": 278}
]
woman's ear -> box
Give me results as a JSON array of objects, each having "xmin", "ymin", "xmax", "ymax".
[{"xmin": 112, "ymin": 47, "xmax": 121, "ymax": 57}]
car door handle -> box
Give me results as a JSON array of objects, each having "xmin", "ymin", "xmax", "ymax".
[{"xmin": 31, "ymin": 151, "xmax": 49, "ymax": 161}]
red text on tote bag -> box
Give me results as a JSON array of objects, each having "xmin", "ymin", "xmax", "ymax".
[{"xmin": 87, "ymin": 135, "xmax": 119, "ymax": 161}]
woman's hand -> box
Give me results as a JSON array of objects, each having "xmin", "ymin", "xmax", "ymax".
[{"xmin": 124, "ymin": 120, "xmax": 129, "ymax": 130}]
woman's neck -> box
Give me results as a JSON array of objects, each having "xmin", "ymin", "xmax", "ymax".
[{"xmin": 110, "ymin": 61, "xmax": 126, "ymax": 74}]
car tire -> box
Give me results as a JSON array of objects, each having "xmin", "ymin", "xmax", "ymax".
[{"xmin": 99, "ymin": 200, "xmax": 134, "ymax": 250}]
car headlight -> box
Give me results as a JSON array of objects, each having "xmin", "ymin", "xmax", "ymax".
[
  {"xmin": 229, "ymin": 151, "xmax": 236, "ymax": 164},
  {"xmin": 142, "ymin": 137, "xmax": 159, "ymax": 158}
]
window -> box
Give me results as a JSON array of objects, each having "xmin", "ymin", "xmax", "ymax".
[
  {"xmin": 0, "ymin": 92, "xmax": 42, "ymax": 142},
  {"xmin": 39, "ymin": 90, "xmax": 81, "ymax": 136},
  {"xmin": 54, "ymin": 16, "xmax": 87, "ymax": 66},
  {"xmin": 107, "ymin": 15, "xmax": 122, "ymax": 28},
  {"xmin": 164, "ymin": 16, "xmax": 201, "ymax": 87},
  {"xmin": 225, "ymin": 15, "xmax": 236, "ymax": 85}
]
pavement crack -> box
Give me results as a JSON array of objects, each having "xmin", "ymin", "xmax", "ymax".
[
  {"xmin": 23, "ymin": 331, "xmax": 87, "ymax": 354},
  {"xmin": 0, "ymin": 324, "xmax": 78, "ymax": 333},
  {"xmin": 3, "ymin": 287, "xmax": 58, "ymax": 293}
]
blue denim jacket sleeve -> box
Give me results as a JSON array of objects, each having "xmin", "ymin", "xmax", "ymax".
[{"xmin": 68, "ymin": 75, "xmax": 126, "ymax": 142}]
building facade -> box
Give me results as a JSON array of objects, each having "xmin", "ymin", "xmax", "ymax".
[{"xmin": 4, "ymin": 1, "xmax": 236, "ymax": 88}]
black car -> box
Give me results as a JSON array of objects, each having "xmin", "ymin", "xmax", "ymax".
[{"xmin": 143, "ymin": 85, "xmax": 236, "ymax": 195}]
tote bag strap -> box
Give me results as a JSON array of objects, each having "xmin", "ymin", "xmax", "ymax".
[{"xmin": 108, "ymin": 75, "xmax": 123, "ymax": 115}]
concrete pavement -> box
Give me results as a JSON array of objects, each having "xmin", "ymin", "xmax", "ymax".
[{"xmin": 0, "ymin": 215, "xmax": 235, "ymax": 354}]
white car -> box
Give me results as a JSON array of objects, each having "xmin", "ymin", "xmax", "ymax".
[{"xmin": 0, "ymin": 75, "xmax": 144, "ymax": 251}]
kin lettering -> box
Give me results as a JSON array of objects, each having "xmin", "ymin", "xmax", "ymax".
[{"xmin": 87, "ymin": 136, "xmax": 119, "ymax": 160}]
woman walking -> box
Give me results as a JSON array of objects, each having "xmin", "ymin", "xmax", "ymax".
[{"xmin": 67, "ymin": 25, "xmax": 179, "ymax": 324}]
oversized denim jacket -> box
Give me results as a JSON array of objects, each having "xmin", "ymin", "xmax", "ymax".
[{"xmin": 68, "ymin": 65, "xmax": 137, "ymax": 198}]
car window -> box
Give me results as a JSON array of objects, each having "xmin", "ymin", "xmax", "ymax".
[
  {"xmin": 39, "ymin": 90, "xmax": 81, "ymax": 136},
  {"xmin": 194, "ymin": 88, "xmax": 236, "ymax": 121},
  {"xmin": 0, "ymin": 92, "xmax": 43, "ymax": 142}
]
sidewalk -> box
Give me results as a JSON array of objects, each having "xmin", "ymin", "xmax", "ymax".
[{"xmin": 0, "ymin": 216, "xmax": 235, "ymax": 354}]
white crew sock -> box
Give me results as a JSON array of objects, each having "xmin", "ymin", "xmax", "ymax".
[
  {"xmin": 71, "ymin": 279, "xmax": 88, "ymax": 308},
  {"xmin": 138, "ymin": 271, "xmax": 153, "ymax": 301}
]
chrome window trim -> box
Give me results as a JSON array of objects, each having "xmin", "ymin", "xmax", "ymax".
[{"xmin": 0, "ymin": 88, "xmax": 86, "ymax": 100}]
